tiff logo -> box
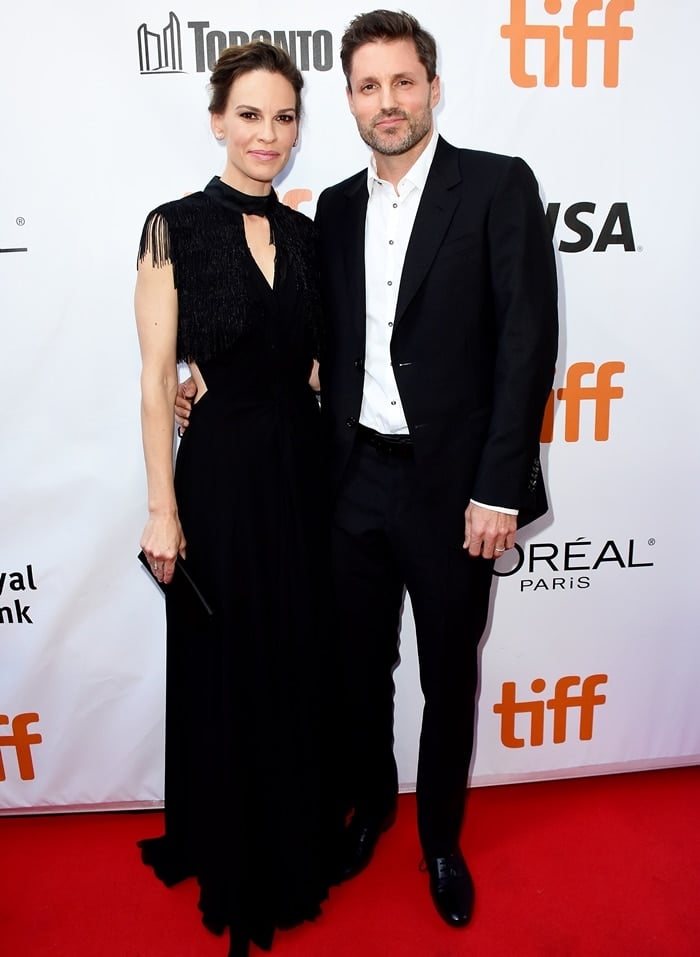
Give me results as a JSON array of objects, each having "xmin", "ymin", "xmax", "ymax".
[
  {"xmin": 0, "ymin": 713, "xmax": 42, "ymax": 781},
  {"xmin": 138, "ymin": 11, "xmax": 184, "ymax": 74},
  {"xmin": 494, "ymin": 675, "xmax": 607, "ymax": 747},
  {"xmin": 501, "ymin": 0, "xmax": 634, "ymax": 87},
  {"xmin": 541, "ymin": 361, "xmax": 624, "ymax": 443}
]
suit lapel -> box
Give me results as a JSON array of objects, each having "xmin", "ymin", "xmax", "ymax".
[
  {"xmin": 395, "ymin": 137, "xmax": 462, "ymax": 325},
  {"xmin": 339, "ymin": 174, "xmax": 369, "ymax": 338}
]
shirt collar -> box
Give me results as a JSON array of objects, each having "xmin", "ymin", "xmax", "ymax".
[{"xmin": 367, "ymin": 127, "xmax": 439, "ymax": 197}]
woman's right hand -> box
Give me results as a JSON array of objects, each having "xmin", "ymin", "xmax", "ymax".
[{"xmin": 140, "ymin": 513, "xmax": 186, "ymax": 585}]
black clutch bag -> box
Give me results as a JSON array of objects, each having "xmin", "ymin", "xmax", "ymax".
[{"xmin": 137, "ymin": 549, "xmax": 214, "ymax": 617}]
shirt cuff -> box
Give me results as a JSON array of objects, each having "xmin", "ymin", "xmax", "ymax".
[{"xmin": 470, "ymin": 499, "xmax": 519, "ymax": 516}]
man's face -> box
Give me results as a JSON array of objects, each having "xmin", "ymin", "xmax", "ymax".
[{"xmin": 346, "ymin": 38, "xmax": 440, "ymax": 157}]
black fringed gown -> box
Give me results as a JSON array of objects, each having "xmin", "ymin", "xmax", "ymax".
[{"xmin": 137, "ymin": 178, "xmax": 342, "ymax": 956}]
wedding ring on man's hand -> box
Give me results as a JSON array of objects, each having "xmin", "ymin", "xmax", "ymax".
[
  {"xmin": 153, "ymin": 562, "xmax": 160, "ymax": 571},
  {"xmin": 494, "ymin": 547, "xmax": 505, "ymax": 553}
]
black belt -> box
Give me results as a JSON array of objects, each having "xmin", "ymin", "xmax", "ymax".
[{"xmin": 356, "ymin": 423, "xmax": 414, "ymax": 458}]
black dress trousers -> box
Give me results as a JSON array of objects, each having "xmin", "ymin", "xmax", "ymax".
[{"xmin": 331, "ymin": 434, "xmax": 495, "ymax": 857}]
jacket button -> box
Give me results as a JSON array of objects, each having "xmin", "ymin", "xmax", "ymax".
[{"xmin": 345, "ymin": 416, "xmax": 357, "ymax": 428}]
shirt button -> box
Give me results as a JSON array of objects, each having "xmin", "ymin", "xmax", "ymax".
[
  {"xmin": 388, "ymin": 322, "xmax": 393, "ymax": 327},
  {"xmin": 387, "ymin": 280, "xmax": 392, "ymax": 286},
  {"xmin": 389, "ymin": 240, "xmax": 394, "ymax": 245},
  {"xmin": 390, "ymin": 401, "xmax": 397, "ymax": 406},
  {"xmin": 392, "ymin": 203, "xmax": 398, "ymax": 208}
]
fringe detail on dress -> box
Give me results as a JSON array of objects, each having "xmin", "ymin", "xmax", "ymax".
[
  {"xmin": 137, "ymin": 211, "xmax": 172, "ymax": 268},
  {"xmin": 136, "ymin": 191, "xmax": 324, "ymax": 365}
]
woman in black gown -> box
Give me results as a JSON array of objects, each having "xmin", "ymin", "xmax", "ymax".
[{"xmin": 135, "ymin": 43, "xmax": 341, "ymax": 957}]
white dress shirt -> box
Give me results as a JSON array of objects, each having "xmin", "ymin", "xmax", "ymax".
[{"xmin": 359, "ymin": 129, "xmax": 438, "ymax": 434}]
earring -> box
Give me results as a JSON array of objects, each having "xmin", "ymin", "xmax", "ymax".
[{"xmin": 215, "ymin": 132, "xmax": 224, "ymax": 140}]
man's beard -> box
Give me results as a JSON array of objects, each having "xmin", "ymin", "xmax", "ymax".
[{"xmin": 357, "ymin": 105, "xmax": 432, "ymax": 156}]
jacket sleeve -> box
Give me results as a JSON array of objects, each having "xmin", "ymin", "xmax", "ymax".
[{"xmin": 470, "ymin": 156, "xmax": 559, "ymax": 512}]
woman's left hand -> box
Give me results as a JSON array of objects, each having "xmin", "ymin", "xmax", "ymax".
[{"xmin": 140, "ymin": 513, "xmax": 186, "ymax": 585}]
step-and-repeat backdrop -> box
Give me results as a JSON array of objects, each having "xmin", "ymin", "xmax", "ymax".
[{"xmin": 1, "ymin": 1, "xmax": 698, "ymax": 811}]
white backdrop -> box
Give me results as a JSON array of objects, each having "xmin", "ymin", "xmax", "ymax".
[{"xmin": 1, "ymin": 1, "xmax": 698, "ymax": 812}]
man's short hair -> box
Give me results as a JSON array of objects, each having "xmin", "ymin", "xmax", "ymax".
[{"xmin": 340, "ymin": 10, "xmax": 438, "ymax": 89}]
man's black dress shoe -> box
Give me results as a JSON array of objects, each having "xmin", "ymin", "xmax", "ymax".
[
  {"xmin": 337, "ymin": 807, "xmax": 396, "ymax": 882},
  {"xmin": 424, "ymin": 850, "xmax": 474, "ymax": 927}
]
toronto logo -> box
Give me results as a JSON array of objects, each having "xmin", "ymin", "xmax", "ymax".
[
  {"xmin": 137, "ymin": 11, "xmax": 184, "ymax": 74},
  {"xmin": 137, "ymin": 11, "xmax": 334, "ymax": 75}
]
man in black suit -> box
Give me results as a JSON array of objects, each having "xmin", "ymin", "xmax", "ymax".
[{"xmin": 315, "ymin": 10, "xmax": 558, "ymax": 928}]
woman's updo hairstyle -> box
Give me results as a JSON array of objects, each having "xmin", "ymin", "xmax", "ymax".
[{"xmin": 208, "ymin": 41, "xmax": 304, "ymax": 117}]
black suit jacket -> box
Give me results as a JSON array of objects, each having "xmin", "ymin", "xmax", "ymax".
[{"xmin": 315, "ymin": 136, "xmax": 558, "ymax": 529}]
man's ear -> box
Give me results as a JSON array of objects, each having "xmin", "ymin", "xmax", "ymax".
[
  {"xmin": 346, "ymin": 84, "xmax": 357, "ymax": 118},
  {"xmin": 430, "ymin": 74, "xmax": 441, "ymax": 110}
]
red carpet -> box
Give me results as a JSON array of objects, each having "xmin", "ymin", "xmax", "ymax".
[{"xmin": 1, "ymin": 767, "xmax": 698, "ymax": 956}]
